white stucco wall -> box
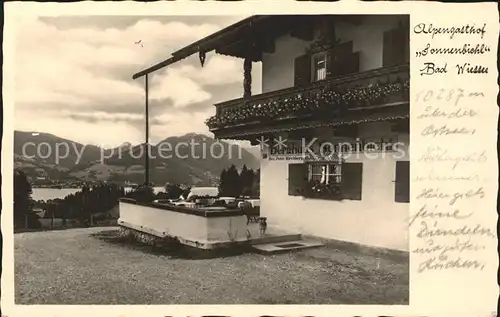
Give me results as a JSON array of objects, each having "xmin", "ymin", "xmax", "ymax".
[
  {"xmin": 206, "ymin": 217, "xmax": 248, "ymax": 242},
  {"xmin": 261, "ymin": 36, "xmax": 310, "ymax": 93},
  {"xmin": 261, "ymin": 15, "xmax": 407, "ymax": 93},
  {"xmin": 118, "ymin": 202, "xmax": 248, "ymax": 246},
  {"xmin": 260, "ymin": 122, "xmax": 409, "ymax": 251}
]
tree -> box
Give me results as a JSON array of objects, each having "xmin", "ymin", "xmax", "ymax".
[
  {"xmin": 164, "ymin": 183, "xmax": 183, "ymax": 199},
  {"xmin": 240, "ymin": 165, "xmax": 249, "ymax": 191},
  {"xmin": 240, "ymin": 165, "xmax": 255, "ymax": 197},
  {"xmin": 181, "ymin": 187, "xmax": 191, "ymax": 200},
  {"xmin": 126, "ymin": 184, "xmax": 155, "ymax": 203},
  {"xmin": 14, "ymin": 169, "xmax": 33, "ymax": 228},
  {"xmin": 251, "ymin": 168, "xmax": 260, "ymax": 198},
  {"xmin": 34, "ymin": 183, "xmax": 126, "ymax": 227},
  {"xmin": 218, "ymin": 168, "xmax": 229, "ymax": 197},
  {"xmin": 226, "ymin": 165, "xmax": 243, "ymax": 197}
]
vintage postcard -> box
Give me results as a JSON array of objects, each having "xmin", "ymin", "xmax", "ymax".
[{"xmin": 1, "ymin": 1, "xmax": 498, "ymax": 316}]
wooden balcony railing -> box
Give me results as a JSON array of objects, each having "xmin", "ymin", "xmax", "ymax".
[{"xmin": 206, "ymin": 64, "xmax": 409, "ymax": 131}]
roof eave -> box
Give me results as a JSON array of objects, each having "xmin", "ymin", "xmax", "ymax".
[{"xmin": 132, "ymin": 15, "xmax": 267, "ymax": 80}]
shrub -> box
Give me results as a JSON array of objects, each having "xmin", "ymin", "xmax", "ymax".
[{"xmin": 127, "ymin": 184, "xmax": 155, "ymax": 203}]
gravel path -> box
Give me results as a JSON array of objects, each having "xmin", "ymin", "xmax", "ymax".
[{"xmin": 15, "ymin": 227, "xmax": 409, "ymax": 304}]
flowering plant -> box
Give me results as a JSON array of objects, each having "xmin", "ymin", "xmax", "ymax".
[
  {"xmin": 206, "ymin": 78, "xmax": 409, "ymax": 130},
  {"xmin": 303, "ymin": 180, "xmax": 343, "ymax": 200},
  {"xmin": 128, "ymin": 184, "xmax": 155, "ymax": 203}
]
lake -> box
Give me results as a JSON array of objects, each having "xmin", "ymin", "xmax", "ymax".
[{"xmin": 32, "ymin": 186, "xmax": 166, "ymax": 201}]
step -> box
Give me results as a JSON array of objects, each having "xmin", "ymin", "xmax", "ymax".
[
  {"xmin": 249, "ymin": 233, "xmax": 302, "ymax": 245},
  {"xmin": 252, "ymin": 239, "xmax": 324, "ymax": 253}
]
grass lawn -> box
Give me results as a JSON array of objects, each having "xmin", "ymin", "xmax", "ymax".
[{"xmin": 15, "ymin": 227, "xmax": 409, "ymax": 304}]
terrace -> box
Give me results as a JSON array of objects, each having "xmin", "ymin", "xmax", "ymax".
[{"xmin": 15, "ymin": 227, "xmax": 409, "ymax": 304}]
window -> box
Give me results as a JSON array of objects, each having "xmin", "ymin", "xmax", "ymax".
[
  {"xmin": 293, "ymin": 41, "xmax": 359, "ymax": 87},
  {"xmin": 394, "ymin": 161, "xmax": 410, "ymax": 203},
  {"xmin": 288, "ymin": 162, "xmax": 363, "ymax": 200},
  {"xmin": 308, "ymin": 163, "xmax": 341, "ymax": 184},
  {"xmin": 312, "ymin": 52, "xmax": 328, "ymax": 82}
]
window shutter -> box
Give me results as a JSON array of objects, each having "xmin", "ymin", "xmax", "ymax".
[
  {"xmin": 341, "ymin": 162, "xmax": 363, "ymax": 200},
  {"xmin": 395, "ymin": 161, "xmax": 410, "ymax": 203},
  {"xmin": 294, "ymin": 54, "xmax": 311, "ymax": 87},
  {"xmin": 383, "ymin": 27, "xmax": 409, "ymax": 66},
  {"xmin": 403, "ymin": 29, "xmax": 410, "ymax": 63},
  {"xmin": 329, "ymin": 56, "xmax": 359, "ymax": 77},
  {"xmin": 288, "ymin": 163, "xmax": 308, "ymax": 196},
  {"xmin": 392, "ymin": 28, "xmax": 407, "ymax": 64},
  {"xmin": 382, "ymin": 30, "xmax": 393, "ymax": 67},
  {"xmin": 339, "ymin": 52, "xmax": 360, "ymax": 76},
  {"xmin": 327, "ymin": 41, "xmax": 356, "ymax": 78},
  {"xmin": 326, "ymin": 50, "xmax": 336, "ymax": 78},
  {"xmin": 398, "ymin": 27, "xmax": 410, "ymax": 63}
]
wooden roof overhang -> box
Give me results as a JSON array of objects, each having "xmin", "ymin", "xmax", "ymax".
[
  {"xmin": 133, "ymin": 15, "xmax": 298, "ymax": 79},
  {"xmin": 133, "ymin": 14, "xmax": 365, "ymax": 79}
]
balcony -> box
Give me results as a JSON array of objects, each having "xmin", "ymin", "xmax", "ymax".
[{"xmin": 206, "ymin": 64, "xmax": 409, "ymax": 139}]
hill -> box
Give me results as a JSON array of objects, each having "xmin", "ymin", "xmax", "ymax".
[{"xmin": 14, "ymin": 131, "xmax": 260, "ymax": 185}]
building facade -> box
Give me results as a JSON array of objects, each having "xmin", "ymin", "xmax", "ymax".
[
  {"xmin": 137, "ymin": 15, "xmax": 411, "ymax": 251},
  {"xmin": 205, "ymin": 15, "xmax": 410, "ymax": 251}
]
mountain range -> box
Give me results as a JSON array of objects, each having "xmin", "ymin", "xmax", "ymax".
[{"xmin": 14, "ymin": 131, "xmax": 260, "ymax": 186}]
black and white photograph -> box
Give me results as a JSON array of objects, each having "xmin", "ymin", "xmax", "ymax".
[{"xmin": 13, "ymin": 13, "xmax": 410, "ymax": 305}]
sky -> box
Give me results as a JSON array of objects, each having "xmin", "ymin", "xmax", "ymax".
[{"xmin": 14, "ymin": 15, "xmax": 262, "ymax": 148}]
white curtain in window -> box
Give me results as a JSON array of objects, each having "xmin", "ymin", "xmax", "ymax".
[
  {"xmin": 320, "ymin": 166, "xmax": 327, "ymax": 184},
  {"xmin": 316, "ymin": 68, "xmax": 326, "ymax": 81},
  {"xmin": 314, "ymin": 54, "xmax": 327, "ymax": 81}
]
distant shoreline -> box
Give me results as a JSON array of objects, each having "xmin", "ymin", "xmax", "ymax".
[
  {"xmin": 31, "ymin": 184, "xmax": 134, "ymax": 189},
  {"xmin": 32, "ymin": 186, "xmax": 82, "ymax": 189},
  {"xmin": 31, "ymin": 185, "xmax": 163, "ymax": 188}
]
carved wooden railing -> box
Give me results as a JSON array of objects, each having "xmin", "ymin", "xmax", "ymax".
[{"xmin": 206, "ymin": 64, "xmax": 409, "ymax": 131}]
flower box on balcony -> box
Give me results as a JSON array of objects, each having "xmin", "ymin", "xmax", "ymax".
[{"xmin": 206, "ymin": 65, "xmax": 409, "ymax": 131}]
